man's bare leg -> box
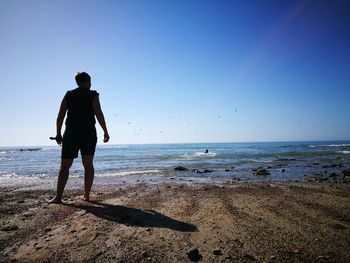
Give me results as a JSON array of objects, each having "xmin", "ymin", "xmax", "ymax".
[
  {"xmin": 48, "ymin": 158, "xmax": 73, "ymax": 203},
  {"xmin": 82, "ymin": 155, "xmax": 94, "ymax": 202}
]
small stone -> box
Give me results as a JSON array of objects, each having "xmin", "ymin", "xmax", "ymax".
[
  {"xmin": 243, "ymin": 254, "xmax": 255, "ymax": 260},
  {"xmin": 213, "ymin": 249, "xmax": 223, "ymax": 255},
  {"xmin": 141, "ymin": 251, "xmax": 148, "ymax": 257},
  {"xmin": 44, "ymin": 227, "xmax": 52, "ymax": 232},
  {"xmin": 145, "ymin": 227, "xmax": 151, "ymax": 232},
  {"xmin": 186, "ymin": 247, "xmax": 202, "ymax": 262},
  {"xmin": 174, "ymin": 166, "xmax": 188, "ymax": 171}
]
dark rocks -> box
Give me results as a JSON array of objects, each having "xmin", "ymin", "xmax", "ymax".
[
  {"xmin": 318, "ymin": 177, "xmax": 329, "ymax": 182},
  {"xmin": 323, "ymin": 163, "xmax": 343, "ymax": 168},
  {"xmin": 341, "ymin": 168, "xmax": 350, "ymax": 177},
  {"xmin": 332, "ymin": 223, "xmax": 346, "ymax": 230},
  {"xmin": 225, "ymin": 166, "xmax": 235, "ymax": 172},
  {"xmin": 305, "ymin": 167, "xmax": 350, "ymax": 183},
  {"xmin": 329, "ymin": 172, "xmax": 338, "ymax": 178},
  {"xmin": 19, "ymin": 148, "xmax": 42, "ymax": 152},
  {"xmin": 281, "ymin": 169, "xmax": 285, "ymax": 172},
  {"xmin": 253, "ymin": 168, "xmax": 270, "ymax": 176},
  {"xmin": 342, "ymin": 176, "xmax": 350, "ymax": 183},
  {"xmin": 340, "ymin": 168, "xmax": 350, "ymax": 183},
  {"xmin": 1, "ymin": 225, "xmax": 18, "ymax": 232},
  {"xmin": 225, "ymin": 177, "xmax": 241, "ymax": 184},
  {"xmin": 213, "ymin": 249, "xmax": 223, "ymax": 256},
  {"xmin": 174, "ymin": 166, "xmax": 188, "ymax": 171},
  {"xmin": 186, "ymin": 247, "xmax": 202, "ymax": 262},
  {"xmin": 193, "ymin": 169, "xmax": 213, "ymax": 174},
  {"xmin": 243, "ymin": 254, "xmax": 256, "ymax": 260}
]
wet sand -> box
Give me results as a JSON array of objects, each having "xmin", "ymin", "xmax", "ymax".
[{"xmin": 1, "ymin": 182, "xmax": 350, "ymax": 262}]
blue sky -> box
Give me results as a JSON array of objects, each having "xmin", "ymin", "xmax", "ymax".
[{"xmin": 1, "ymin": 0, "xmax": 349, "ymax": 146}]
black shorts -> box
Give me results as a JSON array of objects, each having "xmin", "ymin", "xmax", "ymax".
[{"xmin": 61, "ymin": 128, "xmax": 97, "ymax": 159}]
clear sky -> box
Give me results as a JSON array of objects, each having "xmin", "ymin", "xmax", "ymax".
[{"xmin": 1, "ymin": 0, "xmax": 349, "ymax": 146}]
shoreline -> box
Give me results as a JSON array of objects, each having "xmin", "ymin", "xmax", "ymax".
[{"xmin": 1, "ymin": 181, "xmax": 350, "ymax": 262}]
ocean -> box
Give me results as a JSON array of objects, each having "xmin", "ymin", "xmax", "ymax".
[{"xmin": 1, "ymin": 141, "xmax": 350, "ymax": 188}]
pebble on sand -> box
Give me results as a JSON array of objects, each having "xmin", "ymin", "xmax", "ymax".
[{"xmin": 186, "ymin": 247, "xmax": 202, "ymax": 262}]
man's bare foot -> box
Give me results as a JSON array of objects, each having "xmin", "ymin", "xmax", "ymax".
[
  {"xmin": 47, "ymin": 196, "xmax": 62, "ymax": 204},
  {"xmin": 83, "ymin": 195, "xmax": 90, "ymax": 202}
]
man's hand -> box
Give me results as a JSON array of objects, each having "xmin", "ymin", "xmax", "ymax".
[
  {"xmin": 49, "ymin": 134, "xmax": 63, "ymax": 145},
  {"xmin": 103, "ymin": 132, "xmax": 110, "ymax": 143}
]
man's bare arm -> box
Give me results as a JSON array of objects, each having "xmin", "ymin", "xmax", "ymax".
[
  {"xmin": 53, "ymin": 96, "xmax": 67, "ymax": 144},
  {"xmin": 92, "ymin": 96, "xmax": 110, "ymax": 143}
]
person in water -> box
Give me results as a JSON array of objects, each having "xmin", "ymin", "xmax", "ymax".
[
  {"xmin": 205, "ymin": 149, "xmax": 209, "ymax": 154},
  {"xmin": 49, "ymin": 72, "xmax": 110, "ymax": 203}
]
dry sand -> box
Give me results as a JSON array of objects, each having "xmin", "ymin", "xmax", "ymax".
[{"xmin": 1, "ymin": 182, "xmax": 350, "ymax": 262}]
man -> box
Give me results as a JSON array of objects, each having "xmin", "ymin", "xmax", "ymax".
[{"xmin": 49, "ymin": 72, "xmax": 110, "ymax": 203}]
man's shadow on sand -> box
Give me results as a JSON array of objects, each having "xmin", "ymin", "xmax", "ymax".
[{"xmin": 65, "ymin": 202, "xmax": 197, "ymax": 232}]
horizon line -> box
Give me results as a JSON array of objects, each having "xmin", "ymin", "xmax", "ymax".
[{"xmin": 1, "ymin": 139, "xmax": 350, "ymax": 148}]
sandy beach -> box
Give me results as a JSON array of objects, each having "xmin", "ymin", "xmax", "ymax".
[{"xmin": 1, "ymin": 181, "xmax": 349, "ymax": 262}]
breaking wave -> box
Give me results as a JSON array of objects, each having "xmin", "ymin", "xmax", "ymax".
[
  {"xmin": 308, "ymin": 144, "xmax": 350, "ymax": 148},
  {"xmin": 96, "ymin": 169, "xmax": 161, "ymax": 177},
  {"xmin": 338, "ymin": 151, "xmax": 350, "ymax": 154},
  {"xmin": 181, "ymin": 152, "xmax": 217, "ymax": 160}
]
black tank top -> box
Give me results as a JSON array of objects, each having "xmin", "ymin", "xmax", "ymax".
[{"xmin": 64, "ymin": 87, "xmax": 99, "ymax": 130}]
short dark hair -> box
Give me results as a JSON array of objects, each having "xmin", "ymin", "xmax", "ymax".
[{"xmin": 75, "ymin": 72, "xmax": 91, "ymax": 86}]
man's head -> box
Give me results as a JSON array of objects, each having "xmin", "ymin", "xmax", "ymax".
[{"xmin": 75, "ymin": 72, "xmax": 91, "ymax": 88}]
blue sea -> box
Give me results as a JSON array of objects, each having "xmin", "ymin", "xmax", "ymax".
[{"xmin": 1, "ymin": 141, "xmax": 350, "ymax": 188}]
